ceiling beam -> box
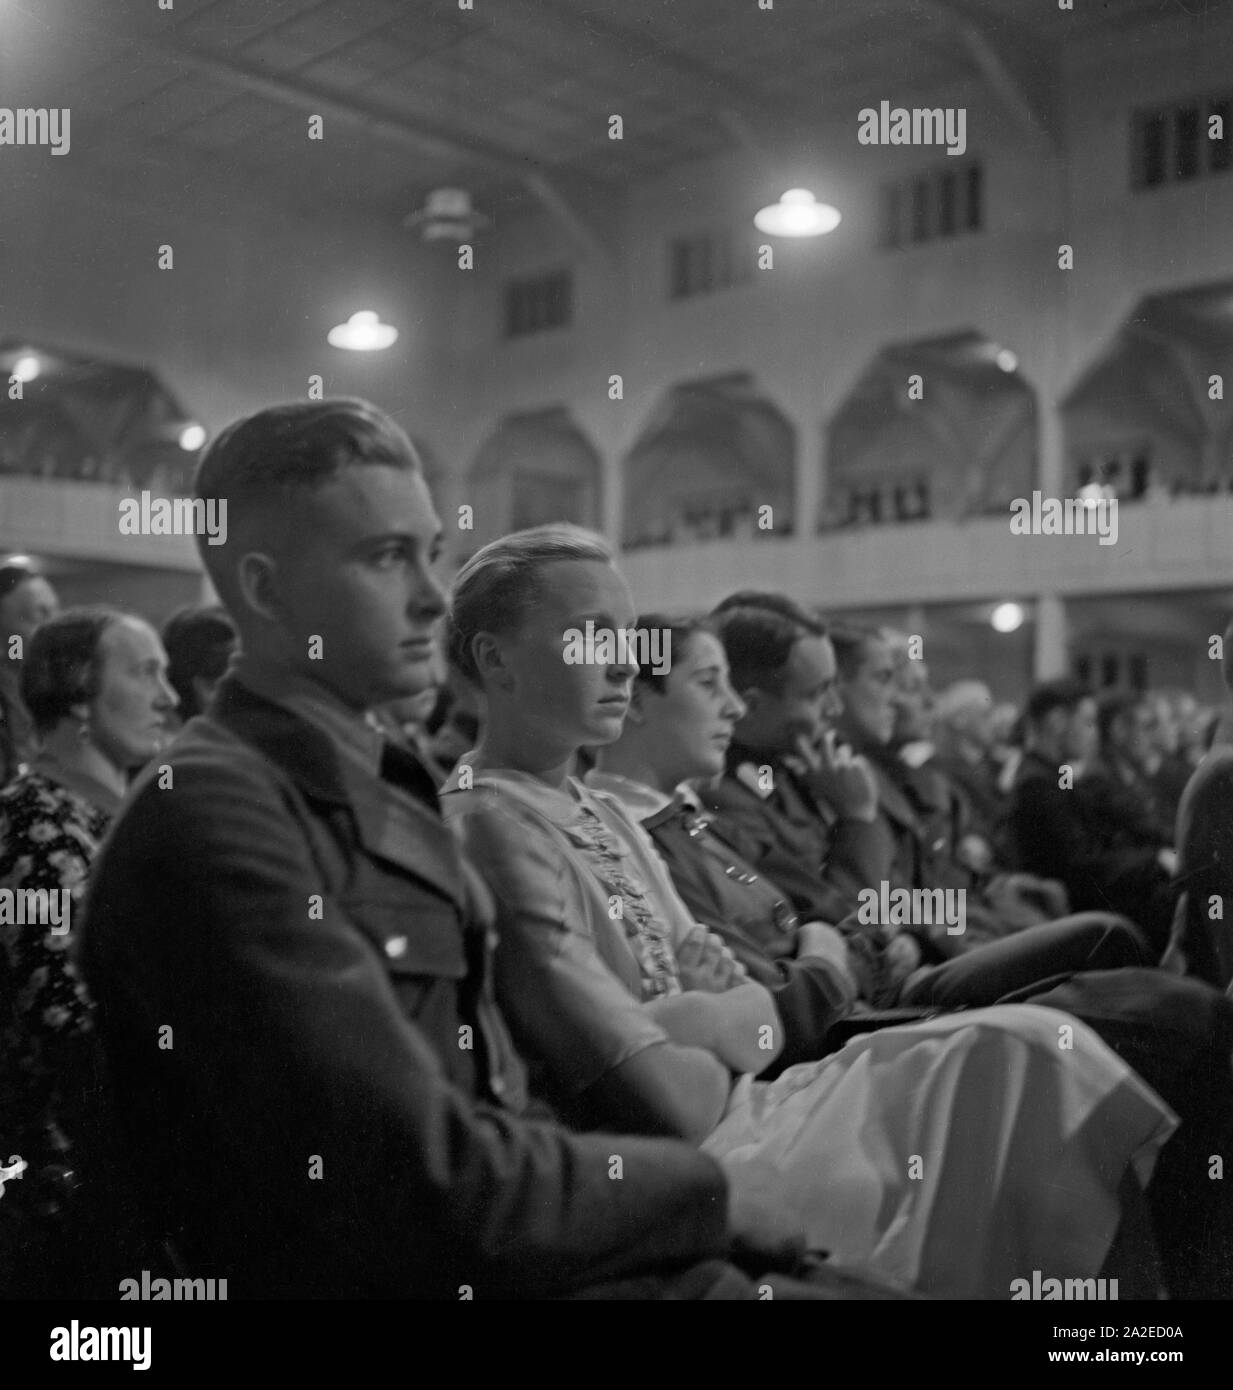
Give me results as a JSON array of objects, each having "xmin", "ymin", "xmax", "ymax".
[
  {"xmin": 529, "ymin": 0, "xmax": 809, "ymax": 148},
  {"xmin": 126, "ymin": 36, "xmax": 615, "ymax": 260},
  {"xmin": 917, "ymin": 0, "xmax": 1060, "ymax": 144}
]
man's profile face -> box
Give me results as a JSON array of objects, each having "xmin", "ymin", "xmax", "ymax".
[
  {"xmin": 745, "ymin": 635, "xmax": 841, "ymax": 755},
  {"xmin": 275, "ymin": 464, "xmax": 447, "ymax": 710},
  {"xmin": 1064, "ymin": 697, "xmax": 1098, "ymax": 763}
]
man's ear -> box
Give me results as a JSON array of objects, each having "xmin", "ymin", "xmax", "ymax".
[
  {"xmin": 471, "ymin": 632, "xmax": 513, "ymax": 692},
  {"xmin": 235, "ymin": 551, "xmax": 283, "ymax": 624}
]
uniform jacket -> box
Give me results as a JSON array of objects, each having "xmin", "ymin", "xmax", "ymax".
[
  {"xmin": 79, "ymin": 677, "xmax": 730, "ymax": 1299},
  {"xmin": 701, "ymin": 743, "xmax": 892, "ymax": 924}
]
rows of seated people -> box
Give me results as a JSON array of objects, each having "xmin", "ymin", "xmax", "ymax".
[{"xmin": 2, "ymin": 398, "xmax": 1232, "ymax": 1302}]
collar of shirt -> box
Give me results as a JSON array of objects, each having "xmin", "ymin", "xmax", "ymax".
[
  {"xmin": 583, "ymin": 769, "xmax": 700, "ymax": 821},
  {"xmin": 230, "ymin": 655, "xmax": 384, "ymax": 780}
]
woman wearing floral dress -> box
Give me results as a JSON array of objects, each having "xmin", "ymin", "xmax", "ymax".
[{"xmin": 0, "ymin": 607, "xmax": 177, "ymax": 1296}]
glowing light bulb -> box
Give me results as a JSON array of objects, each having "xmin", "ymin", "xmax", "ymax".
[
  {"xmin": 991, "ymin": 602, "xmax": 1025, "ymax": 634},
  {"xmin": 328, "ymin": 311, "xmax": 399, "ymax": 351},
  {"xmin": 753, "ymin": 189, "xmax": 841, "ymax": 238}
]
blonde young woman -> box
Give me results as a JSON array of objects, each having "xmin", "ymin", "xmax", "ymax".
[{"xmin": 440, "ymin": 524, "xmax": 1175, "ymax": 1299}]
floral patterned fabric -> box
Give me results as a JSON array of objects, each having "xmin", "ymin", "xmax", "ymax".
[{"xmin": 0, "ymin": 770, "xmax": 109, "ymax": 1240}]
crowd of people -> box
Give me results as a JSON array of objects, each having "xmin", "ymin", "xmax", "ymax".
[{"xmin": 2, "ymin": 396, "xmax": 1232, "ymax": 1301}]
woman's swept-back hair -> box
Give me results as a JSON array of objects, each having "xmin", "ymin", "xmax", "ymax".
[
  {"xmin": 633, "ymin": 613, "xmax": 715, "ymax": 695},
  {"xmin": 22, "ymin": 607, "xmax": 128, "ymax": 735},
  {"xmin": 446, "ymin": 523, "xmax": 615, "ymax": 685}
]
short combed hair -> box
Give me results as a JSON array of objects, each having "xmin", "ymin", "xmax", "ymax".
[
  {"xmin": 192, "ymin": 398, "xmax": 421, "ymax": 611},
  {"xmin": 633, "ymin": 613, "xmax": 714, "ymax": 695},
  {"xmin": 162, "ymin": 605, "xmax": 239, "ymax": 719},
  {"xmin": 827, "ymin": 620, "xmax": 886, "ymax": 681},
  {"xmin": 710, "ymin": 599, "xmax": 826, "ymax": 696},
  {"xmin": 22, "ymin": 607, "xmax": 127, "ymax": 735},
  {"xmin": 1025, "ymin": 676, "xmax": 1092, "ymax": 727},
  {"xmin": 446, "ymin": 523, "xmax": 615, "ymax": 685}
]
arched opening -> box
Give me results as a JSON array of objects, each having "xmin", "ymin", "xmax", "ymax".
[
  {"xmin": 1062, "ymin": 281, "xmax": 1233, "ymax": 500},
  {"xmin": 464, "ymin": 407, "xmax": 601, "ymax": 548},
  {"xmin": 823, "ymin": 331, "xmax": 1037, "ymax": 530},
  {"xmin": 622, "ymin": 373, "xmax": 795, "ymax": 549}
]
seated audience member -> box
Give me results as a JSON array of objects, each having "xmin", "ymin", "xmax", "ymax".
[
  {"xmin": 859, "ymin": 628, "xmax": 1070, "ymax": 944},
  {"xmin": 440, "ymin": 524, "xmax": 1184, "ymax": 1299},
  {"xmin": 79, "ymin": 399, "xmax": 835, "ymax": 1303},
  {"xmin": 932, "ymin": 679, "xmax": 1008, "ymax": 852},
  {"xmin": 698, "ymin": 597, "xmax": 892, "ymax": 930},
  {"xmin": 1007, "ymin": 679, "xmax": 1176, "ymax": 954},
  {"xmin": 1172, "ymin": 619, "xmax": 1233, "ymax": 990},
  {"xmin": 426, "ymin": 679, "xmax": 482, "ymax": 774},
  {"xmin": 0, "ymin": 562, "xmax": 60, "ymax": 784},
  {"xmin": 0, "ymin": 607, "xmax": 177, "ymax": 1297},
  {"xmin": 701, "ymin": 602, "xmax": 1162, "ymax": 1007},
  {"xmin": 585, "ymin": 613, "xmax": 867, "ymax": 1066},
  {"xmin": 990, "ymin": 702, "xmax": 1025, "ymax": 794},
  {"xmin": 161, "ymin": 604, "xmax": 238, "ymax": 730},
  {"xmin": 1084, "ymin": 690, "xmax": 1175, "ymax": 850},
  {"xmin": 1146, "ymin": 690, "xmax": 1194, "ymax": 830}
]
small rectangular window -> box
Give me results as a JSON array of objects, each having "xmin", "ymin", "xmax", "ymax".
[
  {"xmin": 504, "ymin": 270, "xmax": 573, "ymax": 338},
  {"xmin": 1175, "ymin": 105, "xmax": 1201, "ymax": 180},
  {"xmin": 964, "ymin": 163, "xmax": 983, "ymax": 230},
  {"xmin": 880, "ymin": 185, "xmax": 902, "ymax": 248},
  {"xmin": 911, "ymin": 178, "xmax": 931, "ymax": 241},
  {"xmin": 937, "ymin": 170, "xmax": 957, "ymax": 236}
]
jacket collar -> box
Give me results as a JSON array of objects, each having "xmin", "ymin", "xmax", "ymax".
[{"xmin": 209, "ymin": 676, "xmax": 465, "ymax": 909}]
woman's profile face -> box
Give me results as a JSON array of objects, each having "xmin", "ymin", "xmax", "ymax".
[
  {"xmin": 490, "ymin": 559, "xmax": 638, "ymax": 755},
  {"xmin": 88, "ymin": 617, "xmax": 179, "ymax": 771},
  {"xmin": 642, "ymin": 631, "xmax": 746, "ymax": 784}
]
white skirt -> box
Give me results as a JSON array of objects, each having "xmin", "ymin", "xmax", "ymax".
[{"xmin": 702, "ymin": 1004, "xmax": 1177, "ymax": 1298}]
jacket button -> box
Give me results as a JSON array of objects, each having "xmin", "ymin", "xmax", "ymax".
[{"xmin": 385, "ymin": 936, "xmax": 408, "ymax": 959}]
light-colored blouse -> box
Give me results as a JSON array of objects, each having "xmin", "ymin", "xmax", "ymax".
[{"xmin": 440, "ymin": 767, "xmax": 700, "ymax": 1100}]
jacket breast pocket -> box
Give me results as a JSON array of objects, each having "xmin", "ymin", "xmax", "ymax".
[{"xmin": 342, "ymin": 893, "xmax": 468, "ymax": 984}]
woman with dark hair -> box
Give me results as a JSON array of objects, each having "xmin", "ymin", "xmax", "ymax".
[
  {"xmin": 439, "ymin": 524, "xmax": 1176, "ymax": 1299},
  {"xmin": 161, "ymin": 603, "xmax": 238, "ymax": 727},
  {"xmin": 0, "ymin": 607, "xmax": 177, "ymax": 1296}
]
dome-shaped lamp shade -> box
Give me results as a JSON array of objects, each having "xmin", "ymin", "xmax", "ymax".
[
  {"xmin": 754, "ymin": 188, "xmax": 841, "ymax": 238},
  {"xmin": 328, "ymin": 311, "xmax": 399, "ymax": 351}
]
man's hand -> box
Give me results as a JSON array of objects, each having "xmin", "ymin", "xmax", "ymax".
[
  {"xmin": 789, "ymin": 731, "xmax": 878, "ymax": 823},
  {"xmin": 677, "ymin": 925, "xmax": 748, "ymax": 993}
]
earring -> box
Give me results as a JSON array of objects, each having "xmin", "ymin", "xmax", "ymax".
[{"xmin": 78, "ymin": 719, "xmax": 90, "ymax": 744}]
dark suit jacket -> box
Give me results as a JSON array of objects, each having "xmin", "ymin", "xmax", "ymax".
[
  {"xmin": 1007, "ymin": 750, "xmax": 1174, "ymax": 950},
  {"xmin": 79, "ymin": 677, "xmax": 729, "ymax": 1299}
]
